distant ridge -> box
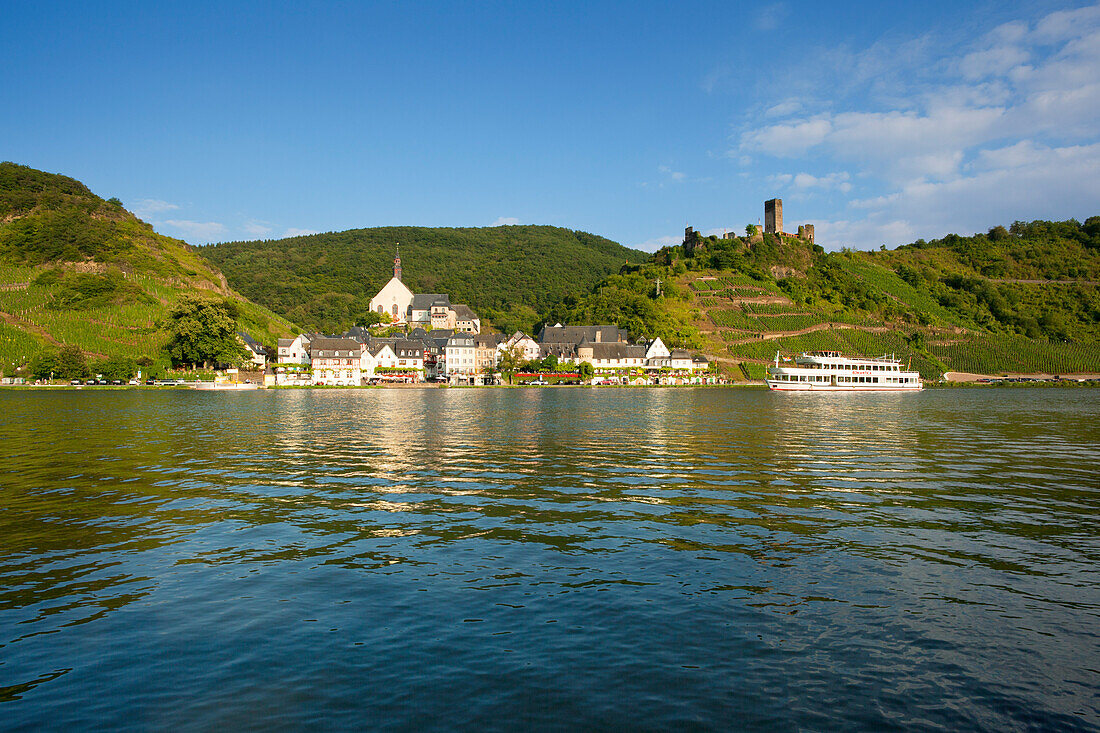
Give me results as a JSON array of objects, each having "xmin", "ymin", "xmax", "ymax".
[{"xmin": 201, "ymin": 225, "xmax": 648, "ymax": 334}]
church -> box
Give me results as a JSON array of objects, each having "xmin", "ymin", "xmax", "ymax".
[
  {"xmin": 368, "ymin": 248, "xmax": 481, "ymax": 333},
  {"xmin": 369, "ymin": 249, "xmax": 415, "ymax": 321}
]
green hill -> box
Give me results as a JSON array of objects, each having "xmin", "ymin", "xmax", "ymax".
[
  {"xmin": 200, "ymin": 225, "xmax": 648, "ymax": 334},
  {"xmin": 543, "ymin": 220, "xmax": 1100, "ymax": 380},
  {"xmin": 0, "ymin": 162, "xmax": 294, "ymax": 377}
]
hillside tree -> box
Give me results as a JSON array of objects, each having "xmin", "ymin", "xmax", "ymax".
[{"xmin": 165, "ymin": 294, "xmax": 249, "ymax": 368}]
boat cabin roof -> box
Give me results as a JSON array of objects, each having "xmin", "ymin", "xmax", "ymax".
[{"xmin": 795, "ymin": 351, "xmax": 901, "ymax": 365}]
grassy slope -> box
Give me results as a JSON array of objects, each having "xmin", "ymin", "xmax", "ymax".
[
  {"xmin": 0, "ymin": 163, "xmax": 293, "ymax": 374},
  {"xmin": 201, "ymin": 225, "xmax": 648, "ymax": 334}
]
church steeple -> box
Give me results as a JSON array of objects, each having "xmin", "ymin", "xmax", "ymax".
[{"xmin": 393, "ymin": 244, "xmax": 402, "ymax": 281}]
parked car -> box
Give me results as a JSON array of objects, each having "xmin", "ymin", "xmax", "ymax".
[
  {"xmin": 128, "ymin": 379, "xmax": 140, "ymax": 385},
  {"xmin": 70, "ymin": 379, "xmax": 82, "ymax": 385},
  {"xmin": 111, "ymin": 379, "xmax": 123, "ymax": 385},
  {"xmin": 146, "ymin": 379, "xmax": 156, "ymax": 385}
]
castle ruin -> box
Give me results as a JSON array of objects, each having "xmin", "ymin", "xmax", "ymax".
[
  {"xmin": 680, "ymin": 199, "xmax": 816, "ymax": 254},
  {"xmin": 764, "ymin": 198, "xmax": 782, "ymax": 234}
]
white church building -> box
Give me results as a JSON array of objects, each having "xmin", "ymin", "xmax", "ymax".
[
  {"xmin": 368, "ymin": 248, "xmax": 480, "ymax": 333},
  {"xmin": 369, "ymin": 249, "xmax": 415, "ymax": 322}
]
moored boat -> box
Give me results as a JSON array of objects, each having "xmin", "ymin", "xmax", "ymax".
[
  {"xmin": 765, "ymin": 351, "xmax": 922, "ymax": 391},
  {"xmin": 190, "ymin": 381, "xmax": 260, "ymax": 390}
]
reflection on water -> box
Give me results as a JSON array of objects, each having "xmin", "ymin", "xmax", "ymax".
[{"xmin": 1, "ymin": 388, "xmax": 1098, "ymax": 730}]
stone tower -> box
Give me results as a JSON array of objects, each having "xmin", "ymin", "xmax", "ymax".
[
  {"xmin": 393, "ymin": 245, "xmax": 402, "ymax": 281},
  {"xmin": 764, "ymin": 199, "xmax": 782, "ymax": 234}
]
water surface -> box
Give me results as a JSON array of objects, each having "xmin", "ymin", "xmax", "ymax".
[{"xmin": 1, "ymin": 388, "xmax": 1098, "ymax": 730}]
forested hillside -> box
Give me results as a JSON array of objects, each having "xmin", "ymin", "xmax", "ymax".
[
  {"xmin": 0, "ymin": 163, "xmax": 293, "ymax": 377},
  {"xmin": 201, "ymin": 226, "xmax": 648, "ymax": 334},
  {"xmin": 544, "ymin": 219, "xmax": 1100, "ymax": 380}
]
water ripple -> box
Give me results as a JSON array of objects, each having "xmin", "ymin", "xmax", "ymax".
[{"xmin": 0, "ymin": 387, "xmax": 1097, "ymax": 730}]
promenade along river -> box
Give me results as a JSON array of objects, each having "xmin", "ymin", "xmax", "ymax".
[{"xmin": 1, "ymin": 387, "xmax": 1098, "ymax": 731}]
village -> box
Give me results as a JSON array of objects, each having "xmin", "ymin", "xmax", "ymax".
[{"xmin": 250, "ymin": 250, "xmax": 714, "ymax": 387}]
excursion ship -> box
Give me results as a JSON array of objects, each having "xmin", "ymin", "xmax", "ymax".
[{"xmin": 765, "ymin": 351, "xmax": 922, "ymax": 391}]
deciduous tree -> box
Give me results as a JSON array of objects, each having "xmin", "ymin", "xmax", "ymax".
[{"xmin": 165, "ymin": 294, "xmax": 249, "ymax": 368}]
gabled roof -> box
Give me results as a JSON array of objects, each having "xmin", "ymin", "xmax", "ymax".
[
  {"xmin": 451, "ymin": 304, "xmax": 478, "ymax": 320},
  {"xmin": 540, "ymin": 343, "xmax": 577, "ymax": 359},
  {"xmin": 340, "ymin": 326, "xmax": 374, "ymax": 343},
  {"xmin": 537, "ymin": 325, "xmax": 629, "ymax": 345},
  {"xmin": 310, "ymin": 337, "xmax": 364, "ymax": 357},
  {"xmin": 446, "ymin": 334, "xmax": 475, "ymax": 347},
  {"xmin": 237, "ymin": 332, "xmax": 268, "ymax": 355},
  {"xmin": 581, "ymin": 342, "xmax": 645, "ymax": 359},
  {"xmin": 473, "ymin": 333, "xmax": 504, "ymax": 348},
  {"xmin": 409, "ymin": 293, "xmax": 450, "ymax": 310}
]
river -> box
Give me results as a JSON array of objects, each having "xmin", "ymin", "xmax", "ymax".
[{"xmin": 1, "ymin": 387, "xmax": 1097, "ymax": 731}]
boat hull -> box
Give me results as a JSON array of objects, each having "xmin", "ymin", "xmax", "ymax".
[{"xmin": 765, "ymin": 380, "xmax": 921, "ymax": 392}]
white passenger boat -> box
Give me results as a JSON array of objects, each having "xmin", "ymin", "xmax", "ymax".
[{"xmin": 765, "ymin": 351, "xmax": 922, "ymax": 391}]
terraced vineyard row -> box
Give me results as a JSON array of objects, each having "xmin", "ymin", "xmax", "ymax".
[
  {"xmin": 0, "ymin": 322, "xmax": 42, "ymax": 372},
  {"xmin": 722, "ymin": 287, "xmax": 773, "ymax": 298},
  {"xmin": 710, "ymin": 308, "xmax": 876, "ymax": 334},
  {"xmin": 0, "ymin": 274, "xmax": 171, "ymax": 371},
  {"xmin": 931, "ymin": 336, "xmax": 1099, "ymax": 374},
  {"xmin": 837, "ymin": 257, "xmax": 973, "ymax": 329},
  {"xmin": 742, "ymin": 302, "xmax": 801, "ymax": 315}
]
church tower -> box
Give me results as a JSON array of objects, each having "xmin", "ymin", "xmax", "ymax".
[{"xmin": 393, "ymin": 245, "xmax": 402, "ymax": 281}]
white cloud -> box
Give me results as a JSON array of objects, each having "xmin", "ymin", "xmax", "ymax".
[
  {"xmin": 492, "ymin": 217, "xmax": 521, "ymax": 226},
  {"xmin": 130, "ymin": 199, "xmax": 179, "ymax": 218},
  {"xmin": 735, "ymin": 3, "xmax": 1100, "ymax": 248},
  {"xmin": 754, "ymin": 3, "xmax": 788, "ymax": 31},
  {"xmin": 832, "ymin": 141, "xmax": 1100, "ymax": 248},
  {"xmin": 765, "ymin": 99, "xmax": 803, "ymax": 118},
  {"xmin": 1032, "ymin": 4, "xmax": 1100, "ymax": 43},
  {"xmin": 959, "ymin": 43, "xmax": 1030, "ymax": 80},
  {"xmin": 284, "ymin": 227, "xmax": 319, "ymax": 238},
  {"xmin": 163, "ymin": 220, "xmax": 227, "ymax": 242},
  {"xmin": 658, "ymin": 165, "xmax": 686, "ymax": 182},
  {"xmin": 793, "ymin": 171, "xmax": 851, "ymax": 192},
  {"xmin": 741, "ymin": 117, "xmax": 831, "ymax": 157},
  {"xmin": 243, "ymin": 220, "xmax": 273, "ymax": 237},
  {"xmin": 971, "ymin": 139, "xmax": 1047, "ymax": 170},
  {"xmin": 766, "ymin": 171, "xmax": 852, "ymax": 194},
  {"xmin": 813, "ymin": 218, "xmax": 918, "ymax": 251}
]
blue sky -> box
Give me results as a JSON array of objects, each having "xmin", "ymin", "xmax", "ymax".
[{"xmin": 3, "ymin": 1, "xmax": 1098, "ymax": 251}]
